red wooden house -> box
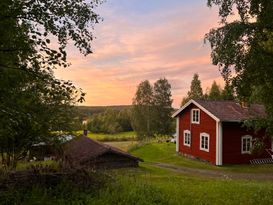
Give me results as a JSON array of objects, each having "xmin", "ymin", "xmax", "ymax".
[{"xmin": 172, "ymin": 99, "xmax": 273, "ymax": 165}]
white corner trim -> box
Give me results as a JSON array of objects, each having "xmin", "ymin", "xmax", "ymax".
[
  {"xmin": 216, "ymin": 122, "xmax": 223, "ymax": 166},
  {"xmin": 176, "ymin": 117, "xmax": 179, "ymax": 152},
  {"xmin": 172, "ymin": 99, "xmax": 220, "ymax": 123}
]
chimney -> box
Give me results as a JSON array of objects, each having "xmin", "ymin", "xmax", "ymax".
[{"xmin": 83, "ymin": 129, "xmax": 88, "ymax": 136}]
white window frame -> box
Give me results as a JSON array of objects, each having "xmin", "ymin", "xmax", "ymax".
[
  {"xmin": 191, "ymin": 109, "xmax": 200, "ymax": 124},
  {"xmin": 200, "ymin": 133, "xmax": 209, "ymax": 152},
  {"xmin": 241, "ymin": 135, "xmax": 252, "ymax": 154},
  {"xmin": 183, "ymin": 130, "xmax": 191, "ymax": 147}
]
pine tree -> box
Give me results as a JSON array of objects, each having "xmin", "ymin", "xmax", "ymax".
[
  {"xmin": 221, "ymin": 82, "xmax": 235, "ymax": 100},
  {"xmin": 188, "ymin": 73, "xmax": 203, "ymax": 99},
  {"xmin": 208, "ymin": 81, "xmax": 222, "ymax": 100},
  {"xmin": 181, "ymin": 73, "xmax": 203, "ymax": 106}
]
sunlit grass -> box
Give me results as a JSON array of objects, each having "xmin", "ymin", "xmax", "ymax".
[
  {"xmin": 74, "ymin": 131, "xmax": 137, "ymax": 142},
  {"xmin": 130, "ymin": 142, "xmax": 273, "ymax": 173}
]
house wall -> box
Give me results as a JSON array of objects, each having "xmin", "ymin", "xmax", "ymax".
[
  {"xmin": 222, "ymin": 122, "xmax": 271, "ymax": 164},
  {"xmin": 178, "ymin": 104, "xmax": 217, "ymax": 164}
]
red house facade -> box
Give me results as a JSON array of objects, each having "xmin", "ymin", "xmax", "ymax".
[{"xmin": 172, "ymin": 99, "xmax": 273, "ymax": 165}]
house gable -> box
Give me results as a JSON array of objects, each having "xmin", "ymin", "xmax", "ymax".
[
  {"xmin": 177, "ymin": 103, "xmax": 218, "ymax": 164},
  {"xmin": 172, "ymin": 99, "xmax": 220, "ymax": 122}
]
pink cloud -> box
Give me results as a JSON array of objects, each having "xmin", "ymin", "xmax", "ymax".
[{"xmin": 55, "ymin": 2, "xmax": 223, "ymax": 108}]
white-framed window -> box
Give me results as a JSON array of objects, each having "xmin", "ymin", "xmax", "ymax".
[
  {"xmin": 200, "ymin": 133, "xmax": 209, "ymax": 152},
  {"xmin": 191, "ymin": 109, "xmax": 200, "ymax": 124},
  {"xmin": 241, "ymin": 135, "xmax": 252, "ymax": 154},
  {"xmin": 183, "ymin": 130, "xmax": 191, "ymax": 147}
]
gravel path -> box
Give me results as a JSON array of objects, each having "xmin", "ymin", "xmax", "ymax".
[{"xmin": 150, "ymin": 162, "xmax": 273, "ymax": 181}]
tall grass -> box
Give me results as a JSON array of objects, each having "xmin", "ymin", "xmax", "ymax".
[
  {"xmin": 1, "ymin": 165, "xmax": 273, "ymax": 205},
  {"xmin": 0, "ymin": 171, "xmax": 169, "ymax": 205}
]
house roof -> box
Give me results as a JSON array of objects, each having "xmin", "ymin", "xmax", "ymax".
[
  {"xmin": 64, "ymin": 136, "xmax": 143, "ymax": 164},
  {"xmin": 172, "ymin": 99, "xmax": 266, "ymax": 122}
]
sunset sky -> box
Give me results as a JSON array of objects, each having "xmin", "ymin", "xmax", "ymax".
[{"xmin": 54, "ymin": 0, "xmax": 224, "ymax": 108}]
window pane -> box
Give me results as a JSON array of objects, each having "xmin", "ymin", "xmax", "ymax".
[{"xmin": 242, "ymin": 137, "xmax": 252, "ymax": 152}]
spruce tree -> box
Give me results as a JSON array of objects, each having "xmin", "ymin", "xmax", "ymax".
[
  {"xmin": 188, "ymin": 73, "xmax": 203, "ymax": 99},
  {"xmin": 221, "ymin": 82, "xmax": 235, "ymax": 100},
  {"xmin": 208, "ymin": 81, "xmax": 222, "ymax": 100},
  {"xmin": 181, "ymin": 73, "xmax": 203, "ymax": 106}
]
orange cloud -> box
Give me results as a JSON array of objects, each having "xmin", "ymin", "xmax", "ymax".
[{"xmin": 55, "ymin": 2, "xmax": 223, "ymax": 108}]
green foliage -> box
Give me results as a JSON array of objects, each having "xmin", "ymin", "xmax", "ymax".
[
  {"xmin": 188, "ymin": 73, "xmax": 203, "ymax": 99},
  {"xmin": 2, "ymin": 166, "xmax": 273, "ymax": 205},
  {"xmin": 181, "ymin": 73, "xmax": 203, "ymax": 106},
  {"xmin": 221, "ymin": 82, "xmax": 235, "ymax": 100},
  {"xmin": 132, "ymin": 79, "xmax": 174, "ymax": 139},
  {"xmin": 206, "ymin": 0, "xmax": 273, "ymax": 134},
  {"xmin": 2, "ymin": 143, "xmax": 273, "ymax": 205},
  {"xmin": 208, "ymin": 81, "xmax": 222, "ymax": 100},
  {"xmin": 182, "ymin": 75, "xmax": 235, "ymax": 104},
  {"xmin": 251, "ymin": 138, "xmax": 266, "ymax": 156},
  {"xmin": 132, "ymin": 80, "xmax": 155, "ymax": 138},
  {"xmin": 0, "ymin": 172, "xmax": 169, "ymax": 205},
  {"xmin": 83, "ymin": 131, "xmax": 136, "ymax": 142},
  {"xmin": 87, "ymin": 108, "xmax": 133, "ymax": 134},
  {"xmin": 0, "ymin": 0, "xmax": 102, "ymax": 168},
  {"xmin": 153, "ymin": 78, "xmax": 174, "ymax": 135},
  {"xmin": 77, "ymin": 105, "xmax": 132, "ymax": 119}
]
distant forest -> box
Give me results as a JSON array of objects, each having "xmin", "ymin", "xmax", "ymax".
[
  {"xmin": 77, "ymin": 105, "xmax": 132, "ymax": 118},
  {"xmin": 77, "ymin": 105, "xmax": 134, "ymax": 134}
]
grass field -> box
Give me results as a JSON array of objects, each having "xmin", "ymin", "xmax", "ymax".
[
  {"xmin": 2, "ymin": 164, "xmax": 273, "ymax": 205},
  {"xmin": 110, "ymin": 164, "xmax": 273, "ymax": 205},
  {"xmin": 75, "ymin": 131, "xmax": 137, "ymax": 142},
  {"xmin": 129, "ymin": 142, "xmax": 273, "ymax": 173},
  {"xmin": 2, "ymin": 141, "xmax": 273, "ymax": 204}
]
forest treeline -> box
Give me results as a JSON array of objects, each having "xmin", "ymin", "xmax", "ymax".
[
  {"xmin": 181, "ymin": 73, "xmax": 235, "ymax": 106},
  {"xmin": 81, "ymin": 78, "xmax": 176, "ymax": 138},
  {"xmin": 86, "ymin": 108, "xmax": 133, "ymax": 134}
]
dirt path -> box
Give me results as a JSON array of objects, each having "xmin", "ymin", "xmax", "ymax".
[{"xmin": 149, "ymin": 162, "xmax": 273, "ymax": 181}]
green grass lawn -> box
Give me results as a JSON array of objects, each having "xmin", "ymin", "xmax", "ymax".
[
  {"xmin": 108, "ymin": 164, "xmax": 273, "ymax": 205},
  {"xmin": 130, "ymin": 142, "xmax": 273, "ymax": 173},
  {"xmin": 3, "ymin": 163, "xmax": 273, "ymax": 205},
  {"xmin": 2, "ymin": 141, "xmax": 273, "ymax": 204},
  {"xmin": 75, "ymin": 131, "xmax": 137, "ymax": 142}
]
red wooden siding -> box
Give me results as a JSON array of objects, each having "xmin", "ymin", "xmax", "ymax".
[
  {"xmin": 178, "ymin": 104, "xmax": 217, "ymax": 164},
  {"xmin": 222, "ymin": 122, "xmax": 271, "ymax": 164}
]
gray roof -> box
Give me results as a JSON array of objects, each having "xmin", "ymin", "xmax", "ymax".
[
  {"xmin": 173, "ymin": 99, "xmax": 266, "ymax": 122},
  {"xmin": 64, "ymin": 136, "xmax": 143, "ymax": 164}
]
